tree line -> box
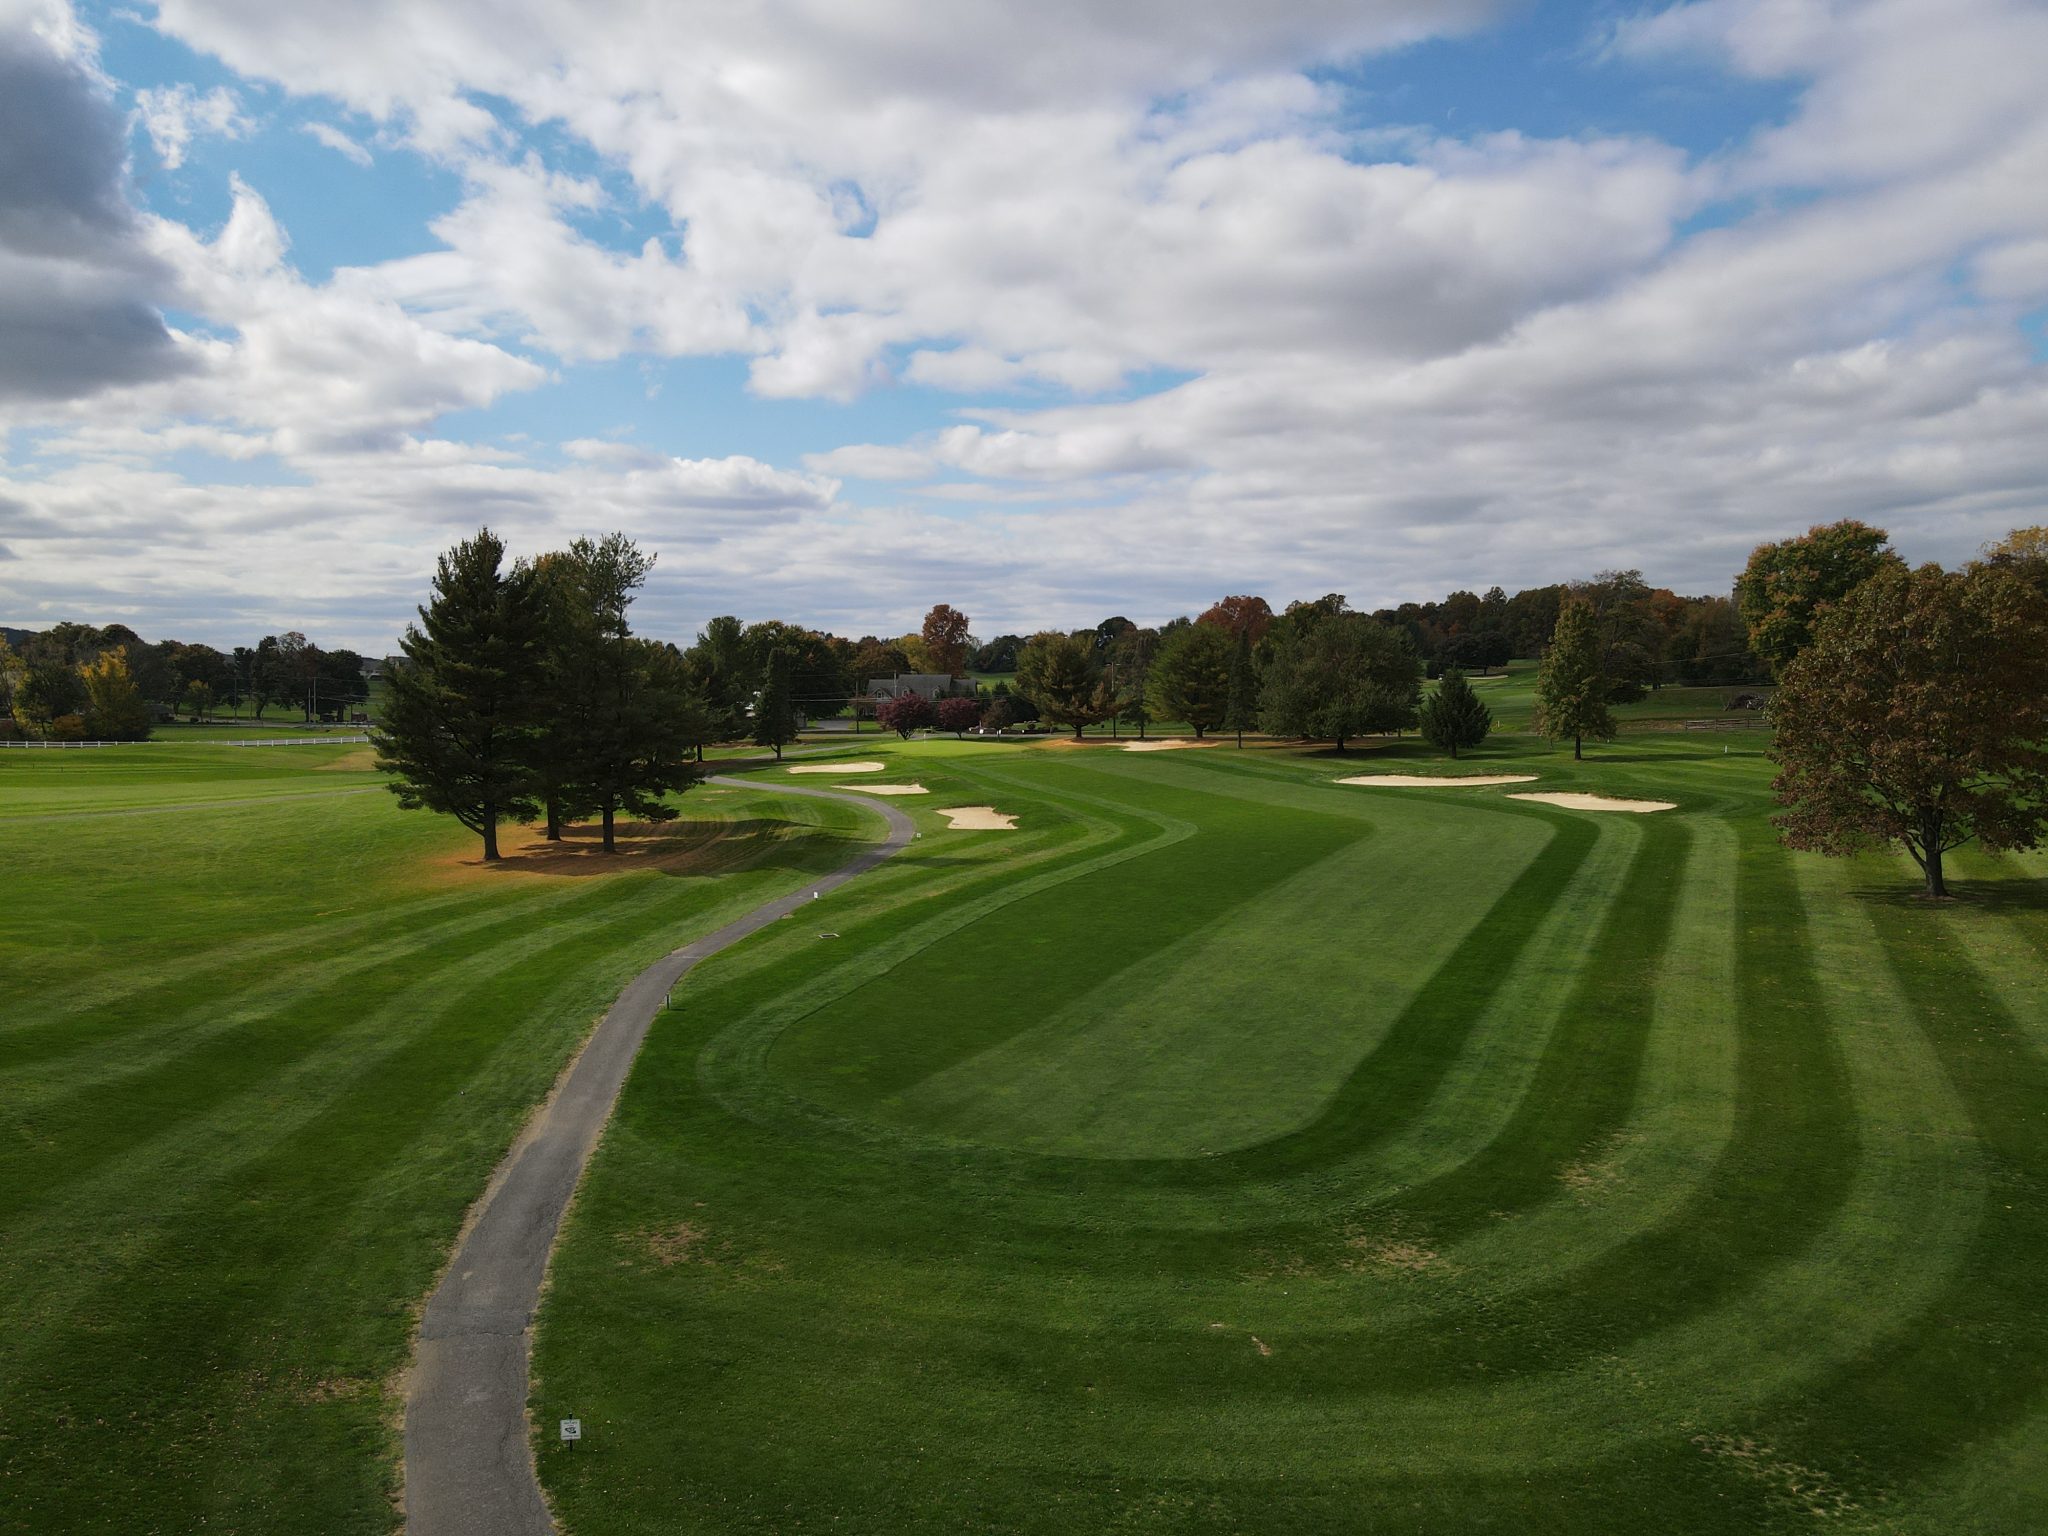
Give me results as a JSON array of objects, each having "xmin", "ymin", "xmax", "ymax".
[{"xmin": 0, "ymin": 622, "xmax": 372, "ymax": 740}]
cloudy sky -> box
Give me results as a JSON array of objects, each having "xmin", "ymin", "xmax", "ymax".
[{"xmin": 1, "ymin": 0, "xmax": 2045, "ymax": 651}]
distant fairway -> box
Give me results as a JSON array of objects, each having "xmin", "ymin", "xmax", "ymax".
[
  {"xmin": 533, "ymin": 735, "xmax": 2048, "ymax": 1535},
  {"xmin": 4, "ymin": 731, "xmax": 2046, "ymax": 1532}
]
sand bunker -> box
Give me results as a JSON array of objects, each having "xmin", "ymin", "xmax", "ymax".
[
  {"xmin": 1508, "ymin": 792, "xmax": 1676, "ymax": 813},
  {"xmin": 836, "ymin": 783, "xmax": 928, "ymax": 796},
  {"xmin": 936, "ymin": 805, "xmax": 1018, "ymax": 830},
  {"xmin": 1122, "ymin": 738, "xmax": 1217, "ymax": 752},
  {"xmin": 1336, "ymin": 774, "xmax": 1538, "ymax": 788},
  {"xmin": 786, "ymin": 760, "xmax": 885, "ymax": 774}
]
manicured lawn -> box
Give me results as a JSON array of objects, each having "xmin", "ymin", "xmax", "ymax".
[
  {"xmin": 533, "ymin": 731, "xmax": 2048, "ymax": 1534},
  {"xmin": 0, "ymin": 747, "xmax": 888, "ymax": 1533},
  {"xmin": 6, "ymin": 727, "xmax": 2045, "ymax": 1533}
]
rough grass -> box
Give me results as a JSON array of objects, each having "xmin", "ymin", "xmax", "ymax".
[{"xmin": 0, "ymin": 747, "xmax": 883, "ymax": 1534}]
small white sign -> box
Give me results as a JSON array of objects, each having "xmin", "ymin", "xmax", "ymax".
[{"xmin": 559, "ymin": 1418, "xmax": 582, "ymax": 1444}]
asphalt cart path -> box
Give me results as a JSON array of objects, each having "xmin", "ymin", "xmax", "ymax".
[{"xmin": 404, "ymin": 778, "xmax": 916, "ymax": 1535}]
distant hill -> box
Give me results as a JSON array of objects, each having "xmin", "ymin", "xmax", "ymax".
[{"xmin": 1, "ymin": 626, "xmax": 37, "ymax": 649}]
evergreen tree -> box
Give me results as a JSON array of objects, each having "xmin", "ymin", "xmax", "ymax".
[
  {"xmin": 374, "ymin": 528, "xmax": 544, "ymax": 861},
  {"xmin": 685, "ymin": 615, "xmax": 753, "ymax": 742},
  {"xmin": 753, "ymin": 647, "xmax": 799, "ymax": 758},
  {"xmin": 562, "ymin": 534, "xmax": 699, "ymax": 851},
  {"xmin": 580, "ymin": 636, "xmax": 703, "ymax": 850},
  {"xmin": 1533, "ymin": 599, "xmax": 1614, "ymax": 760},
  {"xmin": 524, "ymin": 550, "xmax": 600, "ymax": 840},
  {"xmin": 1418, "ymin": 667, "xmax": 1492, "ymax": 758},
  {"xmin": 1225, "ymin": 630, "xmax": 1255, "ymax": 747}
]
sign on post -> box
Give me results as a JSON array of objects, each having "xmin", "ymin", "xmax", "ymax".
[{"xmin": 560, "ymin": 1418, "xmax": 582, "ymax": 1448}]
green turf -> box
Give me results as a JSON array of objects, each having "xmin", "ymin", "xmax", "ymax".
[
  {"xmin": 5, "ymin": 726, "xmax": 2045, "ymax": 1533},
  {"xmin": 529, "ymin": 732, "xmax": 2048, "ymax": 1534},
  {"xmin": 0, "ymin": 747, "xmax": 892, "ymax": 1533}
]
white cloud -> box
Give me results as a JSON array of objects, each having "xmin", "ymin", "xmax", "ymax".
[
  {"xmin": 301, "ymin": 120, "xmax": 372, "ymax": 167},
  {"xmin": 2, "ymin": 0, "xmax": 2046, "ymax": 649},
  {"xmin": 133, "ymin": 81, "xmax": 247, "ymax": 169}
]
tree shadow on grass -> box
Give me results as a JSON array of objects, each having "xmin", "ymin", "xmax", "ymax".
[
  {"xmin": 1849, "ymin": 879, "xmax": 2048, "ymax": 913},
  {"xmin": 442, "ymin": 818, "xmax": 869, "ymax": 880}
]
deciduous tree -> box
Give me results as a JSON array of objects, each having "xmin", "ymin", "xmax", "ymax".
[
  {"xmin": 1146, "ymin": 621, "xmax": 1234, "ymax": 738},
  {"xmin": 935, "ymin": 695, "xmax": 982, "ymax": 737},
  {"xmin": 1016, "ymin": 630, "xmax": 1120, "ymax": 739},
  {"xmin": 921, "ymin": 603, "xmax": 973, "ymax": 676},
  {"xmin": 877, "ymin": 690, "xmax": 937, "ymax": 737},
  {"xmin": 1771, "ymin": 563, "xmax": 2048, "ymax": 898},
  {"xmin": 375, "ymin": 528, "xmax": 544, "ymax": 861},
  {"xmin": 1257, "ymin": 610, "xmax": 1420, "ymax": 751},
  {"xmin": 81, "ymin": 646, "xmax": 150, "ymax": 740},
  {"xmin": 1197, "ymin": 594, "xmax": 1274, "ymax": 645},
  {"xmin": 1979, "ymin": 525, "xmax": 2048, "ymax": 596},
  {"xmin": 1737, "ymin": 520, "xmax": 1901, "ymax": 676},
  {"xmin": 1225, "ymin": 630, "xmax": 1256, "ymax": 747},
  {"xmin": 12, "ymin": 660, "xmax": 86, "ymax": 737}
]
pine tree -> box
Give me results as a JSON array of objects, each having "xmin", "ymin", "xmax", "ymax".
[
  {"xmin": 753, "ymin": 647, "xmax": 799, "ymax": 758},
  {"xmin": 1533, "ymin": 599, "xmax": 1614, "ymax": 760},
  {"xmin": 526, "ymin": 549, "xmax": 600, "ymax": 840},
  {"xmin": 1418, "ymin": 667, "xmax": 1492, "ymax": 758},
  {"xmin": 1225, "ymin": 629, "xmax": 1255, "ymax": 747},
  {"xmin": 374, "ymin": 528, "xmax": 544, "ymax": 861}
]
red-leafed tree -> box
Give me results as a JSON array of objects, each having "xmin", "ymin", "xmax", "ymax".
[
  {"xmin": 934, "ymin": 695, "xmax": 983, "ymax": 737},
  {"xmin": 877, "ymin": 690, "xmax": 937, "ymax": 738},
  {"xmin": 1196, "ymin": 594, "xmax": 1274, "ymax": 645}
]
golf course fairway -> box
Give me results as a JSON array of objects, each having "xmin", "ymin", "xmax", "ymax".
[{"xmin": 3, "ymin": 731, "xmax": 2045, "ymax": 1533}]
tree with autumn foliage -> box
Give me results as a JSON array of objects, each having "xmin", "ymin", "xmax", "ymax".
[
  {"xmin": 80, "ymin": 646, "xmax": 151, "ymax": 740},
  {"xmin": 921, "ymin": 603, "xmax": 973, "ymax": 676},
  {"xmin": 1197, "ymin": 594, "xmax": 1274, "ymax": 645},
  {"xmin": 1980, "ymin": 525, "xmax": 2048, "ymax": 596},
  {"xmin": 876, "ymin": 690, "xmax": 937, "ymax": 737},
  {"xmin": 935, "ymin": 695, "xmax": 983, "ymax": 737},
  {"xmin": 1770, "ymin": 562, "xmax": 2048, "ymax": 898},
  {"xmin": 1736, "ymin": 519, "xmax": 1902, "ymax": 676}
]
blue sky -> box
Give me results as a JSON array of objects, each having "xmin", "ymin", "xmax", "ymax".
[{"xmin": 3, "ymin": 0, "xmax": 2045, "ymax": 649}]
